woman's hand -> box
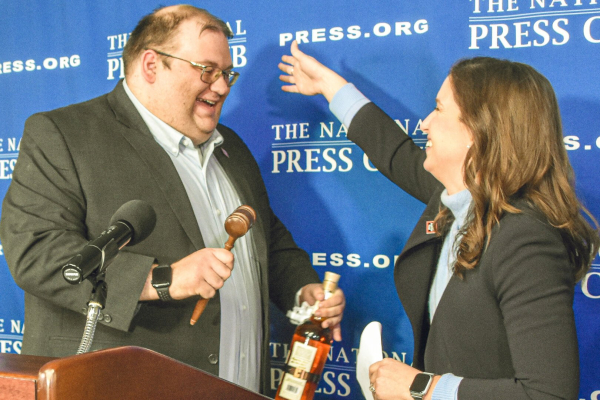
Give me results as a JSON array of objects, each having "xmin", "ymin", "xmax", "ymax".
[
  {"xmin": 279, "ymin": 40, "xmax": 348, "ymax": 102},
  {"xmin": 369, "ymin": 359, "xmax": 439, "ymax": 400}
]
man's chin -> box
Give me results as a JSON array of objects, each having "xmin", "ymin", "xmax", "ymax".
[
  {"xmin": 198, "ymin": 124, "xmax": 218, "ymax": 136},
  {"xmin": 194, "ymin": 115, "xmax": 219, "ymax": 132},
  {"xmin": 195, "ymin": 123, "xmax": 219, "ymax": 141}
]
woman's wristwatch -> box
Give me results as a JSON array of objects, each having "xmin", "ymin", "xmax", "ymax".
[{"xmin": 409, "ymin": 372, "xmax": 434, "ymax": 399}]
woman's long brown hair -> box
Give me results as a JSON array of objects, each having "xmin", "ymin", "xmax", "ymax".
[{"xmin": 434, "ymin": 57, "xmax": 599, "ymax": 281}]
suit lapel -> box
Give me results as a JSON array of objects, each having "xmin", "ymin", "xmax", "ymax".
[
  {"xmin": 213, "ymin": 127, "xmax": 267, "ymax": 250},
  {"xmin": 395, "ymin": 198, "xmax": 441, "ymax": 310},
  {"xmin": 394, "ymin": 190, "xmax": 444, "ymax": 367},
  {"xmin": 106, "ymin": 81, "xmax": 205, "ymax": 250},
  {"xmin": 212, "ymin": 128, "xmax": 256, "ymax": 208},
  {"xmin": 213, "ymin": 127, "xmax": 269, "ymax": 296},
  {"xmin": 399, "ymin": 193, "xmax": 443, "ymax": 259}
]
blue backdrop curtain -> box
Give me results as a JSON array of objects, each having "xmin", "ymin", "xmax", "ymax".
[{"xmin": 1, "ymin": 1, "xmax": 599, "ymax": 398}]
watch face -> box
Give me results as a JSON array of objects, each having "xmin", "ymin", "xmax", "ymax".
[
  {"xmin": 409, "ymin": 373, "xmax": 432, "ymax": 393},
  {"xmin": 152, "ymin": 266, "xmax": 172, "ymax": 287}
]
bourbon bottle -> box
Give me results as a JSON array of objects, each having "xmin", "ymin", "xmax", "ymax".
[{"xmin": 275, "ymin": 272, "xmax": 341, "ymax": 400}]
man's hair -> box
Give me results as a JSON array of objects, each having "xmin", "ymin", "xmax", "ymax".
[
  {"xmin": 122, "ymin": 5, "xmax": 233, "ymax": 76},
  {"xmin": 435, "ymin": 56, "xmax": 599, "ymax": 281}
]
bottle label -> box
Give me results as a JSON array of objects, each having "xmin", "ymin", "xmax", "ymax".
[
  {"xmin": 278, "ymin": 341, "xmax": 318, "ymax": 400},
  {"xmin": 279, "ymin": 374, "xmax": 306, "ymax": 400}
]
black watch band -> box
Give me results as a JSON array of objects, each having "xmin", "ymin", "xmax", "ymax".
[{"xmin": 151, "ymin": 264, "xmax": 173, "ymax": 301}]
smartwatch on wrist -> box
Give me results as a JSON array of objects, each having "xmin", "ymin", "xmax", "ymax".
[
  {"xmin": 151, "ymin": 264, "xmax": 173, "ymax": 301},
  {"xmin": 409, "ymin": 372, "xmax": 434, "ymax": 399}
]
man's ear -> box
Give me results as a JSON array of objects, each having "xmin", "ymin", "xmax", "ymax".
[{"xmin": 140, "ymin": 50, "xmax": 159, "ymax": 83}]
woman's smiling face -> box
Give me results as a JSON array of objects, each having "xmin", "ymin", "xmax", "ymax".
[{"xmin": 421, "ymin": 76, "xmax": 473, "ymax": 195}]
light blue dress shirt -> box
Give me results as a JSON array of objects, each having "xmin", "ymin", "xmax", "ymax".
[
  {"xmin": 429, "ymin": 188, "xmax": 472, "ymax": 321},
  {"xmin": 330, "ymin": 83, "xmax": 463, "ymax": 399},
  {"xmin": 123, "ymin": 80, "xmax": 262, "ymax": 392}
]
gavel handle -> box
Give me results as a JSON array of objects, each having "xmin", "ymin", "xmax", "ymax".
[
  {"xmin": 190, "ymin": 298, "xmax": 208, "ymax": 326},
  {"xmin": 189, "ymin": 236, "xmax": 238, "ymax": 326},
  {"xmin": 224, "ymin": 238, "xmax": 235, "ymax": 251}
]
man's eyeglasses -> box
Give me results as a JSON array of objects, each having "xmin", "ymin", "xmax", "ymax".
[{"xmin": 149, "ymin": 49, "xmax": 239, "ymax": 87}]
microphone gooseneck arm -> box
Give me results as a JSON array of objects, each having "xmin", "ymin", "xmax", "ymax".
[{"xmin": 77, "ymin": 277, "xmax": 107, "ymax": 354}]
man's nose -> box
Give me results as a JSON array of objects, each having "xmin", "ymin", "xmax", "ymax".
[{"xmin": 210, "ymin": 73, "xmax": 230, "ymax": 95}]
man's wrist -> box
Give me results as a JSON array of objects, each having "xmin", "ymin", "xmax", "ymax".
[{"xmin": 151, "ymin": 264, "xmax": 173, "ymax": 301}]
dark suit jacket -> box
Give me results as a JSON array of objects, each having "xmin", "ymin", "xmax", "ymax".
[
  {"xmin": 348, "ymin": 103, "xmax": 579, "ymax": 399},
  {"xmin": 0, "ymin": 81, "xmax": 319, "ymax": 394}
]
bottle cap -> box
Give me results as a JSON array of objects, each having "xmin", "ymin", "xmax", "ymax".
[{"xmin": 322, "ymin": 272, "xmax": 340, "ymax": 294}]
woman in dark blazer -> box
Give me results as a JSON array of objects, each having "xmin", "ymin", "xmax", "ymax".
[{"xmin": 277, "ymin": 41, "xmax": 600, "ymax": 400}]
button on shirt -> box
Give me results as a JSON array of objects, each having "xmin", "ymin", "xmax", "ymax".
[{"xmin": 123, "ymin": 80, "xmax": 262, "ymax": 392}]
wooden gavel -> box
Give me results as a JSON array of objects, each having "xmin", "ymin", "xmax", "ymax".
[{"xmin": 189, "ymin": 205, "xmax": 256, "ymax": 326}]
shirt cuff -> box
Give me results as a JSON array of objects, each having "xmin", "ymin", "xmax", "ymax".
[
  {"xmin": 431, "ymin": 373, "xmax": 462, "ymax": 400},
  {"xmin": 329, "ymin": 83, "xmax": 371, "ymax": 128}
]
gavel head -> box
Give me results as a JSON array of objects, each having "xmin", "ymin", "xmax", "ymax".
[{"xmin": 224, "ymin": 205, "xmax": 257, "ymax": 239}]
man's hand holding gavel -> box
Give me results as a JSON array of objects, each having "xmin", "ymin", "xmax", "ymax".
[
  {"xmin": 190, "ymin": 205, "xmax": 256, "ymax": 325},
  {"xmin": 138, "ymin": 205, "xmax": 254, "ymax": 307},
  {"xmin": 170, "ymin": 248, "xmax": 235, "ymax": 301},
  {"xmin": 140, "ymin": 248, "xmax": 234, "ymax": 302}
]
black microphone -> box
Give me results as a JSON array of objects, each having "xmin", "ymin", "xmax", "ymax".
[{"xmin": 62, "ymin": 200, "xmax": 157, "ymax": 284}]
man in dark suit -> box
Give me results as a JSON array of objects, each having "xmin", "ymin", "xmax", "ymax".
[{"xmin": 0, "ymin": 5, "xmax": 345, "ymax": 395}]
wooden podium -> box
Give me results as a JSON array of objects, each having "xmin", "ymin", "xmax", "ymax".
[{"xmin": 0, "ymin": 346, "xmax": 270, "ymax": 399}]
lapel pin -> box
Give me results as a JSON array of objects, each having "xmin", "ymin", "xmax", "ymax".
[
  {"xmin": 222, "ymin": 148, "xmax": 230, "ymax": 158},
  {"xmin": 425, "ymin": 221, "xmax": 436, "ymax": 235}
]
